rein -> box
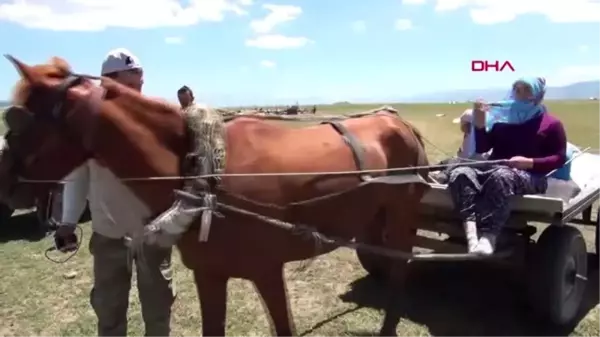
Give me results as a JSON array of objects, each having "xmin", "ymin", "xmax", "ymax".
[
  {"xmin": 18, "ymin": 159, "xmax": 511, "ymax": 184},
  {"xmin": 44, "ymin": 225, "xmax": 84, "ymax": 264}
]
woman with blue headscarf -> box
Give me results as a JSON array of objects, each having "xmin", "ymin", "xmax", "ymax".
[{"xmin": 448, "ymin": 77, "xmax": 567, "ymax": 255}]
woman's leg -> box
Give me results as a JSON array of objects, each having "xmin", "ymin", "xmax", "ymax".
[
  {"xmin": 475, "ymin": 167, "xmax": 547, "ymax": 255},
  {"xmin": 448, "ymin": 166, "xmax": 484, "ymax": 252}
]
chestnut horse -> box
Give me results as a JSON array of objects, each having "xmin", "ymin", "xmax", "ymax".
[{"xmin": 0, "ymin": 56, "xmax": 430, "ymax": 336}]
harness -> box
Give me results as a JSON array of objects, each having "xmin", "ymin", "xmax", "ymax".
[
  {"xmin": 321, "ymin": 121, "xmax": 372, "ymax": 182},
  {"xmin": 144, "ymin": 103, "xmax": 227, "ymax": 243}
]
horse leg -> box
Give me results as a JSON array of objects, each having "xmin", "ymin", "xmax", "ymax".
[
  {"xmin": 378, "ymin": 187, "xmax": 422, "ymax": 336},
  {"xmin": 193, "ymin": 269, "xmax": 229, "ymax": 336},
  {"xmin": 253, "ymin": 265, "xmax": 296, "ymax": 336}
]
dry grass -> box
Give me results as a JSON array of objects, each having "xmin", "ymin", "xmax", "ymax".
[{"xmin": 0, "ymin": 101, "xmax": 598, "ymax": 336}]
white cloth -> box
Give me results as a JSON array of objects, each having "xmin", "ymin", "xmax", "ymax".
[
  {"xmin": 454, "ymin": 109, "xmax": 475, "ymax": 159},
  {"xmin": 569, "ymin": 152, "xmax": 600, "ymax": 190},
  {"xmin": 61, "ymin": 160, "xmax": 151, "ymax": 239},
  {"xmin": 100, "ymin": 48, "xmax": 142, "ymax": 75}
]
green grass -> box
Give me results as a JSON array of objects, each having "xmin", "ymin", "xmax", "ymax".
[{"xmin": 0, "ymin": 100, "xmax": 598, "ymax": 336}]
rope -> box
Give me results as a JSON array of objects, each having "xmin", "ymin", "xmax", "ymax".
[
  {"xmin": 216, "ymin": 202, "xmax": 512, "ymax": 262},
  {"xmin": 44, "ymin": 225, "xmax": 84, "ymax": 264},
  {"xmin": 18, "ymin": 158, "xmax": 508, "ymax": 184}
]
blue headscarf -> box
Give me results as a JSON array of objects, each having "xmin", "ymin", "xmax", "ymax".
[{"xmin": 485, "ymin": 77, "xmax": 547, "ymax": 131}]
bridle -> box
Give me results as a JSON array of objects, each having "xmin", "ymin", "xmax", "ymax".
[{"xmin": 1, "ymin": 72, "xmax": 101, "ymax": 199}]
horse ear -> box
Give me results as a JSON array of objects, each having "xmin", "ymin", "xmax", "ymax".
[{"xmin": 4, "ymin": 54, "xmax": 37, "ymax": 83}]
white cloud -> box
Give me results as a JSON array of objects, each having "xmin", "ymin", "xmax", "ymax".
[
  {"xmin": 245, "ymin": 34, "xmax": 312, "ymax": 49},
  {"xmin": 164, "ymin": 36, "xmax": 184, "ymax": 44},
  {"xmin": 433, "ymin": 0, "xmax": 600, "ymax": 24},
  {"xmin": 245, "ymin": 3, "xmax": 310, "ymax": 49},
  {"xmin": 250, "ymin": 4, "xmax": 302, "ymax": 33},
  {"xmin": 260, "ymin": 60, "xmax": 276, "ymax": 68},
  {"xmin": 578, "ymin": 45, "xmax": 589, "ymax": 53},
  {"xmin": 394, "ymin": 19, "xmax": 413, "ymax": 30},
  {"xmin": 549, "ymin": 64, "xmax": 600, "ymax": 86},
  {"xmin": 351, "ymin": 20, "xmax": 366, "ymax": 33},
  {"xmin": 0, "ymin": 0, "xmax": 253, "ymax": 31},
  {"xmin": 402, "ymin": 0, "xmax": 427, "ymax": 4}
]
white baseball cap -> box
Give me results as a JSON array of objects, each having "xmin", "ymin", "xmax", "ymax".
[
  {"xmin": 100, "ymin": 48, "xmax": 142, "ymax": 75},
  {"xmin": 452, "ymin": 108, "xmax": 473, "ymax": 124}
]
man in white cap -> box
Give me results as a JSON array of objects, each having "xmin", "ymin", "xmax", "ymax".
[{"xmin": 55, "ymin": 48, "xmax": 175, "ymax": 336}]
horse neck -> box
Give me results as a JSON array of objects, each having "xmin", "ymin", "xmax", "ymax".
[{"xmin": 79, "ymin": 96, "xmax": 187, "ymax": 213}]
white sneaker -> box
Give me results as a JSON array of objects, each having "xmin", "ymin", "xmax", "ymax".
[
  {"xmin": 463, "ymin": 221, "xmax": 479, "ymax": 253},
  {"xmin": 473, "ymin": 234, "xmax": 497, "ymax": 255}
]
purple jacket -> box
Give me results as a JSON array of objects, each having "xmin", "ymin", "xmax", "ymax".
[{"xmin": 474, "ymin": 112, "xmax": 567, "ymax": 175}]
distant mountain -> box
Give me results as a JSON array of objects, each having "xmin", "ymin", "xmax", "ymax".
[
  {"xmin": 404, "ymin": 80, "xmax": 600, "ymax": 103},
  {"xmin": 1, "ymin": 81, "xmax": 597, "ymax": 107}
]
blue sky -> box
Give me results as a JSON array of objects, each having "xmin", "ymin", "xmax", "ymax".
[{"xmin": 0, "ymin": 0, "xmax": 598, "ymax": 106}]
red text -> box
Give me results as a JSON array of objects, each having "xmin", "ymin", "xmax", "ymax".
[{"xmin": 471, "ymin": 60, "xmax": 515, "ymax": 72}]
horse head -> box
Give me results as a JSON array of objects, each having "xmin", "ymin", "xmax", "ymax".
[{"xmin": 0, "ymin": 55, "xmax": 94, "ymax": 208}]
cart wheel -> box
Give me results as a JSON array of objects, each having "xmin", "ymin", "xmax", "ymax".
[
  {"xmin": 356, "ymin": 231, "xmax": 393, "ymax": 281},
  {"xmin": 356, "ymin": 215, "xmax": 393, "ymax": 281},
  {"xmin": 528, "ymin": 225, "xmax": 587, "ymax": 326},
  {"xmin": 356, "ymin": 247, "xmax": 392, "ymax": 281},
  {"xmin": 0, "ymin": 203, "xmax": 14, "ymax": 225}
]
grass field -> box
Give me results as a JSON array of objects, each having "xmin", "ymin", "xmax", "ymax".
[{"xmin": 0, "ymin": 101, "xmax": 598, "ymax": 336}]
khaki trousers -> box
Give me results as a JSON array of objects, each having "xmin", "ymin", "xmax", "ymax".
[{"xmin": 89, "ymin": 232, "xmax": 176, "ymax": 336}]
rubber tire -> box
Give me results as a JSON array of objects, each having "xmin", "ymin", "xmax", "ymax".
[
  {"xmin": 356, "ymin": 246, "xmax": 391, "ymax": 282},
  {"xmin": 356, "ymin": 215, "xmax": 392, "ymax": 282},
  {"xmin": 528, "ymin": 225, "xmax": 587, "ymax": 326},
  {"xmin": 0, "ymin": 203, "xmax": 14, "ymax": 225}
]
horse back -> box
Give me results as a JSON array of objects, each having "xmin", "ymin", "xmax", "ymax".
[{"xmin": 221, "ymin": 114, "xmax": 425, "ymax": 204}]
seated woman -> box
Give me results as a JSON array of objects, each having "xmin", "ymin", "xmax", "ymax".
[{"xmin": 448, "ymin": 77, "xmax": 567, "ymax": 255}]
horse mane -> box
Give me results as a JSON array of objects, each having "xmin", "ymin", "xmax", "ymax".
[
  {"xmin": 9, "ymin": 56, "xmax": 187, "ymax": 165},
  {"xmin": 100, "ymin": 78, "xmax": 181, "ymax": 117},
  {"xmin": 10, "ymin": 56, "xmax": 181, "ymax": 122}
]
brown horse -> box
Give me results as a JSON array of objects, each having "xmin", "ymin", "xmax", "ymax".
[{"xmin": 0, "ymin": 56, "xmax": 430, "ymax": 336}]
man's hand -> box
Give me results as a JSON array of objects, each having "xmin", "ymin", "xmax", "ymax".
[
  {"xmin": 55, "ymin": 224, "xmax": 78, "ymax": 252},
  {"xmin": 472, "ymin": 100, "xmax": 488, "ymax": 129},
  {"xmin": 507, "ymin": 156, "xmax": 534, "ymax": 170}
]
